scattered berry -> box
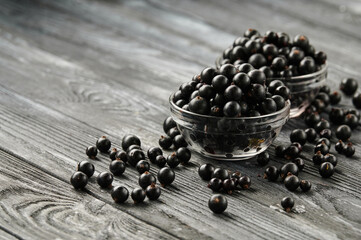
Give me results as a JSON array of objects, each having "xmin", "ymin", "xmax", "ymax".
[
  {"xmin": 284, "ymin": 175, "xmax": 300, "ymax": 191},
  {"xmin": 155, "ymin": 155, "xmax": 167, "ymax": 168},
  {"xmin": 96, "ymin": 136, "xmax": 111, "ymax": 153},
  {"xmin": 281, "ymin": 196, "xmax": 294, "ymax": 212},
  {"xmin": 300, "ymin": 180, "xmax": 312, "ymax": 192},
  {"xmin": 343, "ymin": 142, "xmax": 355, "ymax": 157},
  {"xmin": 131, "ymin": 188, "xmax": 146, "ymax": 203},
  {"xmin": 77, "ymin": 160, "xmax": 95, "ymax": 178},
  {"xmin": 173, "ymin": 135, "xmax": 188, "ymax": 149},
  {"xmin": 111, "ymin": 186, "xmax": 129, "ymax": 203},
  {"xmin": 97, "ymin": 172, "xmax": 113, "ymax": 188},
  {"xmin": 157, "ymin": 167, "xmax": 175, "ymax": 187},
  {"xmin": 146, "ymin": 183, "xmax": 161, "ymax": 200},
  {"xmin": 70, "ymin": 171, "xmax": 88, "ymax": 189},
  {"xmin": 147, "ymin": 147, "xmax": 163, "ymax": 163},
  {"xmin": 279, "ymin": 163, "xmax": 299, "ymax": 179},
  {"xmin": 122, "ymin": 134, "xmax": 141, "ymax": 151},
  {"xmin": 86, "ymin": 146, "xmax": 98, "ymax": 159},
  {"xmin": 340, "ymin": 78, "xmax": 358, "ymax": 96},
  {"xmin": 212, "ymin": 168, "xmax": 230, "ymax": 181},
  {"xmin": 290, "ymin": 129, "xmax": 307, "ymax": 145},
  {"xmin": 199, "ymin": 164, "xmax": 215, "ymax": 181},
  {"xmin": 335, "ymin": 140, "xmax": 345, "ymax": 154},
  {"xmin": 264, "ymin": 166, "xmax": 279, "ymax": 181},
  {"xmin": 238, "ymin": 176, "xmax": 251, "ymax": 189},
  {"xmin": 138, "ymin": 171, "xmax": 156, "ymax": 189},
  {"xmin": 208, "ymin": 194, "xmax": 228, "ymax": 214},
  {"xmin": 208, "ymin": 178, "xmax": 223, "ymax": 192},
  {"xmin": 176, "ymin": 147, "xmax": 191, "ymax": 164},
  {"xmin": 257, "ymin": 151, "xmax": 270, "ymax": 166},
  {"xmin": 319, "ymin": 162, "xmax": 334, "ymax": 178},
  {"xmin": 159, "ymin": 135, "xmax": 172, "ymax": 149},
  {"xmin": 136, "ymin": 160, "xmax": 150, "ymax": 174},
  {"xmin": 335, "ymin": 125, "xmax": 351, "ymax": 141}
]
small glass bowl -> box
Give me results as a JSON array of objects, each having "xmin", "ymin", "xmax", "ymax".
[
  {"xmin": 215, "ymin": 57, "xmax": 328, "ymax": 118},
  {"xmin": 169, "ymin": 94, "xmax": 290, "ymax": 160}
]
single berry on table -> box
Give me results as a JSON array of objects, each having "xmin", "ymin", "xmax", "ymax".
[
  {"xmin": 222, "ymin": 179, "xmax": 235, "ymax": 194},
  {"xmin": 335, "ymin": 125, "xmax": 352, "ymax": 141},
  {"xmin": 173, "ymin": 135, "xmax": 188, "ymax": 149},
  {"xmin": 264, "ymin": 166, "xmax": 279, "ymax": 181},
  {"xmin": 109, "ymin": 148, "xmax": 118, "ymax": 160},
  {"xmin": 284, "ymin": 175, "xmax": 300, "ymax": 191},
  {"xmin": 315, "ymin": 119, "xmax": 330, "ymax": 133},
  {"xmin": 340, "ymin": 78, "xmax": 358, "ymax": 96},
  {"xmin": 238, "ymin": 176, "xmax": 251, "ymax": 189},
  {"xmin": 111, "ymin": 186, "xmax": 129, "ymax": 203},
  {"xmin": 329, "ymin": 91, "xmax": 342, "ymax": 105},
  {"xmin": 155, "ymin": 155, "xmax": 167, "ymax": 168},
  {"xmin": 305, "ymin": 112, "xmax": 321, "ymax": 127},
  {"xmin": 136, "ymin": 160, "xmax": 150, "ymax": 174},
  {"xmin": 115, "ymin": 150, "xmax": 127, "ymax": 162},
  {"xmin": 290, "ymin": 129, "xmax": 307, "ymax": 145},
  {"xmin": 127, "ymin": 145, "xmax": 141, "ymax": 153},
  {"xmin": 281, "ymin": 196, "xmax": 294, "ymax": 212},
  {"xmin": 300, "ymin": 180, "xmax": 312, "ymax": 192},
  {"xmin": 343, "ymin": 142, "xmax": 355, "ymax": 157},
  {"xmin": 77, "ymin": 160, "xmax": 95, "ymax": 178},
  {"xmin": 284, "ymin": 145, "xmax": 300, "ymax": 160},
  {"xmin": 208, "ymin": 178, "xmax": 223, "ymax": 192},
  {"xmin": 329, "ymin": 108, "xmax": 345, "ymax": 125},
  {"xmin": 131, "ymin": 188, "xmax": 146, "ymax": 203},
  {"xmin": 138, "ymin": 171, "xmax": 156, "ymax": 189},
  {"xmin": 167, "ymin": 152, "xmax": 181, "ymax": 168},
  {"xmin": 199, "ymin": 164, "xmax": 215, "ymax": 181},
  {"xmin": 257, "ymin": 151, "xmax": 270, "ymax": 166},
  {"xmin": 157, "ymin": 167, "xmax": 175, "ymax": 187},
  {"xmin": 335, "ymin": 140, "xmax": 345, "ymax": 154},
  {"xmin": 86, "ymin": 146, "xmax": 98, "ymax": 159},
  {"xmin": 147, "ymin": 147, "xmax": 163, "ymax": 163},
  {"xmin": 176, "ymin": 147, "xmax": 191, "ymax": 164},
  {"xmin": 97, "ymin": 172, "xmax": 113, "ymax": 188},
  {"xmin": 96, "ymin": 136, "xmax": 111, "ymax": 153},
  {"xmin": 70, "ymin": 171, "xmax": 88, "ymax": 189},
  {"xmin": 159, "ymin": 135, "xmax": 172, "ymax": 149},
  {"xmin": 145, "ymin": 183, "xmax": 161, "ymax": 200},
  {"xmin": 319, "ymin": 162, "xmax": 334, "ymax": 178},
  {"xmin": 208, "ymin": 194, "xmax": 228, "ymax": 214},
  {"xmin": 122, "ymin": 134, "xmax": 141, "ymax": 151},
  {"xmin": 109, "ymin": 159, "xmax": 126, "ymax": 176}
]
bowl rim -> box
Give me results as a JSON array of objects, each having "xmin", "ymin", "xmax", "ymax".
[
  {"xmin": 169, "ymin": 93, "xmax": 290, "ymax": 121},
  {"xmin": 215, "ymin": 56, "xmax": 328, "ymax": 82}
]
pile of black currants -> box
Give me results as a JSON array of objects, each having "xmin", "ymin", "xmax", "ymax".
[
  {"xmin": 221, "ymin": 29, "xmax": 327, "ymax": 77},
  {"xmin": 70, "ymin": 134, "xmax": 189, "ymax": 204},
  {"xmin": 172, "ymin": 64, "xmax": 290, "ymax": 118}
]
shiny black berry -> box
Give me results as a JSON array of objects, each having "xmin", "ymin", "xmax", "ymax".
[
  {"xmin": 173, "ymin": 135, "xmax": 188, "ymax": 149},
  {"xmin": 223, "ymin": 101, "xmax": 241, "ymax": 117},
  {"xmin": 233, "ymin": 72, "xmax": 251, "ymax": 90},
  {"xmin": 314, "ymin": 143, "xmax": 329, "ymax": 155},
  {"xmin": 319, "ymin": 162, "xmax": 334, "ymax": 178},
  {"xmin": 108, "ymin": 159, "xmax": 125, "ymax": 176},
  {"xmin": 201, "ymin": 67, "xmax": 217, "ymax": 84},
  {"xmin": 329, "ymin": 91, "xmax": 342, "ymax": 105},
  {"xmin": 167, "ymin": 152, "xmax": 180, "ymax": 168},
  {"xmin": 279, "ymin": 163, "xmax": 299, "ymax": 179},
  {"xmin": 274, "ymin": 86, "xmax": 290, "ymax": 100},
  {"xmin": 70, "ymin": 171, "xmax": 88, "ymax": 189},
  {"xmin": 312, "ymin": 151, "xmax": 324, "ymax": 165},
  {"xmin": 284, "ymin": 175, "xmax": 300, "ymax": 191},
  {"xmin": 261, "ymin": 98, "xmax": 277, "ymax": 114},
  {"xmin": 77, "ymin": 161, "xmax": 95, "ymax": 178},
  {"xmin": 295, "ymin": 181, "xmax": 309, "ymax": 194},
  {"xmin": 335, "ymin": 125, "xmax": 351, "ymax": 141},
  {"xmin": 224, "ymin": 85, "xmax": 242, "ymax": 101},
  {"xmin": 292, "ymin": 158, "xmax": 305, "ymax": 171},
  {"xmin": 122, "ymin": 134, "xmax": 141, "ymax": 151},
  {"xmin": 127, "ymin": 149, "xmax": 145, "ymax": 167},
  {"xmin": 248, "ymin": 69, "xmax": 266, "ymax": 85},
  {"xmin": 305, "ymin": 112, "xmax": 321, "ymax": 127},
  {"xmin": 146, "ymin": 183, "xmax": 161, "ymax": 200},
  {"xmin": 212, "ymin": 168, "xmax": 230, "ymax": 181},
  {"xmin": 315, "ymin": 119, "xmax": 330, "ymax": 133},
  {"xmin": 319, "ymin": 129, "xmax": 332, "ymax": 139},
  {"xmin": 316, "ymin": 138, "xmax": 331, "ymax": 148},
  {"xmin": 257, "ymin": 151, "xmax": 270, "ymax": 166},
  {"xmin": 219, "ymin": 64, "xmax": 237, "ymax": 80},
  {"xmin": 305, "ymin": 128, "xmax": 317, "ymax": 142},
  {"xmin": 275, "ymin": 145, "xmax": 286, "ymax": 157},
  {"xmin": 284, "ymin": 145, "xmax": 300, "ymax": 160},
  {"xmin": 163, "ymin": 116, "xmax": 177, "ymax": 133},
  {"xmin": 238, "ymin": 176, "xmax": 251, "ymax": 189},
  {"xmin": 264, "ymin": 166, "xmax": 279, "ymax": 181},
  {"xmin": 290, "ymin": 129, "xmax": 307, "ymax": 145},
  {"xmin": 189, "ymin": 96, "xmax": 210, "ymax": 115},
  {"xmin": 176, "ymin": 147, "xmax": 191, "ymax": 164},
  {"xmin": 271, "ymin": 57, "xmax": 287, "ymax": 71},
  {"xmin": 159, "ymin": 135, "xmax": 172, "ymax": 149},
  {"xmin": 136, "ymin": 160, "xmax": 150, "ymax": 174},
  {"xmin": 199, "ymin": 85, "xmax": 216, "ymax": 99},
  {"xmin": 281, "ymin": 196, "xmax": 294, "ymax": 212},
  {"xmin": 315, "ymin": 51, "xmax": 327, "ymax": 64},
  {"xmin": 340, "ymin": 78, "xmax": 358, "ymax": 96},
  {"xmin": 329, "ymin": 108, "xmax": 345, "ymax": 125},
  {"xmin": 353, "ymin": 93, "xmax": 361, "ymax": 109},
  {"xmin": 199, "ymin": 164, "xmax": 215, "ymax": 181},
  {"xmin": 147, "ymin": 147, "xmax": 163, "ymax": 163},
  {"xmin": 324, "ymin": 153, "xmax": 337, "ymax": 167},
  {"xmin": 208, "ymin": 178, "xmax": 223, "ymax": 192},
  {"xmin": 335, "ymin": 140, "xmax": 345, "ymax": 154},
  {"xmin": 138, "ymin": 171, "xmax": 156, "ymax": 189},
  {"xmin": 96, "ymin": 136, "xmax": 111, "ymax": 153},
  {"xmin": 97, "ymin": 172, "xmax": 113, "ymax": 188},
  {"xmin": 271, "ymin": 95, "xmax": 286, "ymax": 110},
  {"xmin": 86, "ymin": 146, "xmax": 98, "ymax": 159},
  {"xmin": 343, "ymin": 142, "xmax": 355, "ymax": 157},
  {"xmin": 155, "ymin": 155, "xmax": 166, "ymax": 168},
  {"xmin": 344, "ymin": 114, "xmax": 359, "ymax": 129},
  {"xmin": 212, "ymin": 75, "xmax": 230, "ymax": 92},
  {"xmin": 208, "ymin": 194, "xmax": 228, "ymax": 214},
  {"xmin": 222, "ymin": 179, "xmax": 235, "ymax": 194},
  {"xmin": 248, "ymin": 53, "xmax": 267, "ymax": 68},
  {"xmin": 167, "ymin": 127, "xmax": 180, "ymax": 139},
  {"xmin": 111, "ymin": 186, "xmax": 129, "ymax": 203},
  {"xmin": 131, "ymin": 188, "xmax": 146, "ymax": 203},
  {"xmin": 127, "ymin": 145, "xmax": 141, "ymax": 153},
  {"xmin": 157, "ymin": 167, "xmax": 175, "ymax": 187}
]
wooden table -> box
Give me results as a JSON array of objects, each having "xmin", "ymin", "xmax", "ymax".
[{"xmin": 0, "ymin": 0, "xmax": 360, "ymax": 239}]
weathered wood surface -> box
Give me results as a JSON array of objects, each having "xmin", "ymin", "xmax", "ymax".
[{"xmin": 0, "ymin": 0, "xmax": 361, "ymax": 239}]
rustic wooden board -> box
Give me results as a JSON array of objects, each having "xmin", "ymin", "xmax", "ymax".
[{"xmin": 0, "ymin": 0, "xmax": 361, "ymax": 239}]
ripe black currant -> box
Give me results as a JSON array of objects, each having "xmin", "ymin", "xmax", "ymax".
[
  {"xmin": 324, "ymin": 153, "xmax": 337, "ymax": 167},
  {"xmin": 257, "ymin": 151, "xmax": 270, "ymax": 166},
  {"xmin": 275, "ymin": 145, "xmax": 286, "ymax": 157},
  {"xmin": 96, "ymin": 136, "xmax": 111, "ymax": 153},
  {"xmin": 97, "ymin": 172, "xmax": 113, "ymax": 188},
  {"xmin": 86, "ymin": 146, "xmax": 98, "ymax": 159},
  {"xmin": 233, "ymin": 72, "xmax": 251, "ymax": 90},
  {"xmin": 223, "ymin": 101, "xmax": 241, "ymax": 117},
  {"xmin": 319, "ymin": 162, "xmax": 334, "ymax": 178},
  {"xmin": 238, "ymin": 176, "xmax": 251, "ymax": 189},
  {"xmin": 136, "ymin": 160, "xmax": 150, "ymax": 174},
  {"xmin": 208, "ymin": 194, "xmax": 228, "ymax": 214},
  {"xmin": 352, "ymin": 93, "xmax": 361, "ymax": 109},
  {"xmin": 284, "ymin": 175, "xmax": 300, "ymax": 191},
  {"xmin": 343, "ymin": 142, "xmax": 355, "ymax": 157},
  {"xmin": 163, "ymin": 116, "xmax": 177, "ymax": 134},
  {"xmin": 279, "ymin": 163, "xmax": 299, "ymax": 179},
  {"xmin": 314, "ymin": 143, "xmax": 329, "ymax": 155},
  {"xmin": 305, "ymin": 128, "xmax": 317, "ymax": 142},
  {"xmin": 222, "ymin": 179, "xmax": 235, "ymax": 194},
  {"xmin": 77, "ymin": 161, "xmax": 95, "ymax": 178},
  {"xmin": 146, "ymin": 183, "xmax": 161, "ymax": 200},
  {"xmin": 199, "ymin": 164, "xmax": 215, "ymax": 181},
  {"xmin": 340, "ymin": 78, "xmax": 358, "ymax": 96},
  {"xmin": 147, "ymin": 147, "xmax": 163, "ymax": 163},
  {"xmin": 176, "ymin": 147, "xmax": 191, "ymax": 164},
  {"xmin": 329, "ymin": 91, "xmax": 342, "ymax": 105},
  {"xmin": 281, "ymin": 196, "xmax": 294, "ymax": 212},
  {"xmin": 131, "ymin": 188, "xmax": 146, "ymax": 203},
  {"xmin": 208, "ymin": 178, "xmax": 223, "ymax": 192},
  {"xmin": 319, "ymin": 129, "xmax": 332, "ymax": 139},
  {"xmin": 335, "ymin": 140, "xmax": 345, "ymax": 154},
  {"xmin": 335, "ymin": 125, "xmax": 352, "ymax": 141},
  {"xmin": 157, "ymin": 167, "xmax": 175, "ymax": 187},
  {"xmin": 70, "ymin": 171, "xmax": 88, "ymax": 189},
  {"xmin": 138, "ymin": 171, "xmax": 156, "ymax": 189},
  {"xmin": 122, "ymin": 134, "xmax": 141, "ymax": 151},
  {"xmin": 159, "ymin": 135, "xmax": 172, "ymax": 149},
  {"xmin": 167, "ymin": 127, "xmax": 180, "ymax": 139},
  {"xmin": 292, "ymin": 158, "xmax": 305, "ymax": 171},
  {"xmin": 155, "ymin": 155, "xmax": 167, "ymax": 168},
  {"xmin": 284, "ymin": 145, "xmax": 300, "ymax": 160},
  {"xmin": 212, "ymin": 168, "xmax": 230, "ymax": 181},
  {"xmin": 264, "ymin": 166, "xmax": 279, "ymax": 181},
  {"xmin": 109, "ymin": 159, "xmax": 126, "ymax": 176},
  {"xmin": 167, "ymin": 152, "xmax": 180, "ymax": 168},
  {"xmin": 300, "ymin": 180, "xmax": 312, "ymax": 192},
  {"xmin": 127, "ymin": 149, "xmax": 145, "ymax": 167},
  {"xmin": 344, "ymin": 114, "xmax": 359, "ymax": 129},
  {"xmin": 290, "ymin": 129, "xmax": 307, "ymax": 145},
  {"xmin": 111, "ymin": 186, "xmax": 129, "ymax": 203},
  {"xmin": 173, "ymin": 135, "xmax": 188, "ymax": 149}
]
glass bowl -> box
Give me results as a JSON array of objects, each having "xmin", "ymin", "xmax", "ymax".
[
  {"xmin": 169, "ymin": 94, "xmax": 290, "ymax": 160},
  {"xmin": 215, "ymin": 57, "xmax": 328, "ymax": 118}
]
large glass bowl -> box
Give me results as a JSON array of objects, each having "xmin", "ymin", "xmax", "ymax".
[
  {"xmin": 169, "ymin": 94, "xmax": 290, "ymax": 160},
  {"xmin": 215, "ymin": 57, "xmax": 328, "ymax": 118}
]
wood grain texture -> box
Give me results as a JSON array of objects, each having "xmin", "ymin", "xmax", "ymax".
[{"xmin": 0, "ymin": 0, "xmax": 361, "ymax": 239}]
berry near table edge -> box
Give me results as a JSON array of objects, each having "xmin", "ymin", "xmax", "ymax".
[
  {"xmin": 157, "ymin": 167, "xmax": 175, "ymax": 187},
  {"xmin": 86, "ymin": 146, "xmax": 98, "ymax": 159},
  {"xmin": 96, "ymin": 136, "xmax": 111, "ymax": 153},
  {"xmin": 198, "ymin": 164, "xmax": 215, "ymax": 181},
  {"xmin": 281, "ymin": 196, "xmax": 294, "ymax": 212},
  {"xmin": 97, "ymin": 172, "xmax": 113, "ymax": 188},
  {"xmin": 208, "ymin": 194, "xmax": 228, "ymax": 214},
  {"xmin": 131, "ymin": 188, "xmax": 146, "ymax": 204},
  {"xmin": 138, "ymin": 171, "xmax": 156, "ymax": 189},
  {"xmin": 71, "ymin": 171, "xmax": 88, "ymax": 189},
  {"xmin": 111, "ymin": 186, "xmax": 129, "ymax": 203},
  {"xmin": 77, "ymin": 160, "xmax": 95, "ymax": 178},
  {"xmin": 145, "ymin": 183, "xmax": 161, "ymax": 200}
]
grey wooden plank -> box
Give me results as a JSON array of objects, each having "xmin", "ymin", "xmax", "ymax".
[
  {"xmin": 0, "ymin": 0, "xmax": 360, "ymax": 239},
  {"xmin": 0, "ymin": 149, "xmax": 179, "ymax": 240},
  {"xmin": 0, "ymin": 228, "xmax": 20, "ymax": 240}
]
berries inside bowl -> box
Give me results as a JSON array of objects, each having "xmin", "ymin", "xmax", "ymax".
[
  {"xmin": 169, "ymin": 65, "xmax": 290, "ymax": 160},
  {"xmin": 215, "ymin": 29, "xmax": 328, "ymax": 118}
]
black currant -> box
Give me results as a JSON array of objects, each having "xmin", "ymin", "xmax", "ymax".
[
  {"xmin": 352, "ymin": 93, "xmax": 361, "ymax": 109},
  {"xmin": 111, "ymin": 186, "xmax": 129, "ymax": 203},
  {"xmin": 127, "ymin": 149, "xmax": 145, "ymax": 167},
  {"xmin": 340, "ymin": 78, "xmax": 358, "ymax": 96},
  {"xmin": 305, "ymin": 112, "xmax": 321, "ymax": 127},
  {"xmin": 315, "ymin": 92, "xmax": 330, "ymax": 106},
  {"xmin": 224, "ymin": 85, "xmax": 242, "ymax": 101},
  {"xmin": 261, "ymin": 98, "xmax": 277, "ymax": 114},
  {"xmin": 222, "ymin": 179, "xmax": 235, "ymax": 194},
  {"xmin": 319, "ymin": 162, "xmax": 334, "ymax": 178},
  {"xmin": 305, "ymin": 128, "xmax": 317, "ymax": 142},
  {"xmin": 223, "ymin": 101, "xmax": 242, "ymax": 117},
  {"xmin": 131, "ymin": 188, "xmax": 146, "ymax": 203},
  {"xmin": 97, "ymin": 172, "xmax": 113, "ymax": 188},
  {"xmin": 281, "ymin": 196, "xmax": 294, "ymax": 212},
  {"xmin": 335, "ymin": 140, "xmax": 345, "ymax": 154},
  {"xmin": 344, "ymin": 114, "xmax": 359, "ymax": 129},
  {"xmin": 147, "ymin": 147, "xmax": 163, "ymax": 163},
  {"xmin": 248, "ymin": 53, "xmax": 267, "ymax": 68},
  {"xmin": 329, "ymin": 91, "xmax": 342, "ymax": 105},
  {"xmin": 167, "ymin": 152, "xmax": 180, "ymax": 168},
  {"xmin": 329, "ymin": 108, "xmax": 345, "ymax": 125},
  {"xmin": 70, "ymin": 171, "xmax": 88, "ymax": 189},
  {"xmin": 313, "ymin": 151, "xmax": 324, "ymax": 165},
  {"xmin": 155, "ymin": 155, "xmax": 167, "ymax": 168},
  {"xmin": 292, "ymin": 158, "xmax": 305, "ymax": 171},
  {"xmin": 146, "ymin": 183, "xmax": 161, "ymax": 200},
  {"xmin": 136, "ymin": 160, "xmax": 150, "ymax": 174},
  {"xmin": 268, "ymin": 80, "xmax": 284, "ymax": 94},
  {"xmin": 157, "ymin": 167, "xmax": 175, "ymax": 187},
  {"xmin": 279, "ymin": 163, "xmax": 299, "ymax": 179},
  {"xmin": 315, "ymin": 119, "xmax": 330, "ymax": 133},
  {"xmin": 138, "ymin": 171, "xmax": 156, "ymax": 189},
  {"xmin": 244, "ymin": 28, "xmax": 260, "ymax": 38},
  {"xmin": 86, "ymin": 146, "xmax": 98, "ymax": 159},
  {"xmin": 173, "ymin": 135, "xmax": 188, "ymax": 149},
  {"xmin": 315, "ymin": 51, "xmax": 327, "ymax": 64},
  {"xmin": 290, "ymin": 129, "xmax": 307, "ymax": 145},
  {"xmin": 319, "ymin": 129, "xmax": 332, "ymax": 139},
  {"xmin": 264, "ymin": 166, "xmax": 279, "ymax": 181},
  {"xmin": 299, "ymin": 57, "xmax": 316, "ymax": 75},
  {"xmin": 238, "ymin": 175, "xmax": 251, "ymax": 189},
  {"xmin": 201, "ymin": 67, "xmax": 217, "ymax": 84},
  {"xmin": 257, "ymin": 151, "xmax": 270, "ymax": 166},
  {"xmin": 159, "ymin": 135, "xmax": 172, "ymax": 149},
  {"xmin": 109, "ymin": 148, "xmax": 118, "ymax": 160},
  {"xmin": 189, "ymin": 96, "xmax": 210, "ymax": 115},
  {"xmin": 335, "ymin": 125, "xmax": 351, "ymax": 141},
  {"xmin": 237, "ymin": 63, "xmax": 254, "ymax": 73},
  {"xmin": 314, "ymin": 143, "xmax": 329, "ymax": 155},
  {"xmin": 271, "ymin": 57, "xmax": 287, "ymax": 71},
  {"xmin": 122, "ymin": 134, "xmax": 141, "ymax": 151},
  {"xmin": 248, "ymin": 69, "xmax": 266, "ymax": 85},
  {"xmin": 274, "ymin": 86, "xmax": 290, "ymax": 100},
  {"xmin": 300, "ymin": 180, "xmax": 312, "ymax": 192},
  {"xmin": 208, "ymin": 178, "xmax": 223, "ymax": 192},
  {"xmin": 293, "ymin": 34, "xmax": 309, "ymax": 48},
  {"xmin": 324, "ymin": 153, "xmax": 337, "ymax": 167},
  {"xmin": 284, "ymin": 175, "xmax": 300, "ymax": 191},
  {"xmin": 316, "ymin": 137, "xmax": 331, "ymax": 148},
  {"xmin": 176, "ymin": 147, "xmax": 191, "ymax": 164},
  {"xmin": 167, "ymin": 127, "xmax": 180, "ymax": 139},
  {"xmin": 96, "ymin": 136, "xmax": 111, "ymax": 153},
  {"xmin": 212, "ymin": 168, "xmax": 230, "ymax": 181},
  {"xmin": 343, "ymin": 142, "xmax": 355, "ymax": 157},
  {"xmin": 275, "ymin": 145, "xmax": 286, "ymax": 157},
  {"xmin": 250, "ymin": 84, "xmax": 266, "ymax": 102},
  {"xmin": 199, "ymin": 164, "xmax": 215, "ymax": 181},
  {"xmin": 288, "ymin": 48, "xmax": 305, "ymax": 65},
  {"xmin": 233, "ymin": 72, "xmax": 250, "ymax": 90},
  {"xmin": 109, "ymin": 159, "xmax": 126, "ymax": 176},
  {"xmin": 77, "ymin": 160, "xmax": 95, "ymax": 178},
  {"xmin": 284, "ymin": 145, "xmax": 300, "ymax": 160},
  {"xmin": 271, "ymin": 95, "xmax": 286, "ymax": 110},
  {"xmin": 199, "ymin": 85, "xmax": 216, "ymax": 100},
  {"xmin": 208, "ymin": 194, "xmax": 228, "ymax": 214}
]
